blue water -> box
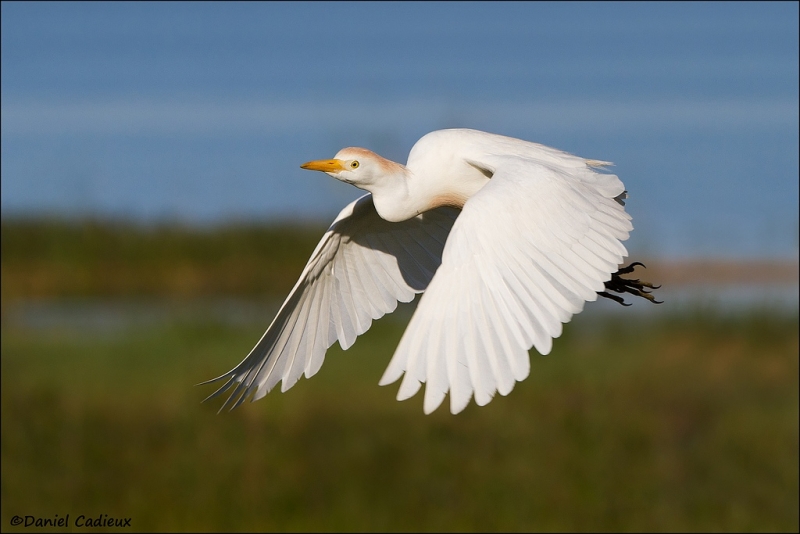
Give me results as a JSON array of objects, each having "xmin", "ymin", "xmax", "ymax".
[
  {"xmin": 6, "ymin": 282, "xmax": 797, "ymax": 335},
  {"xmin": 2, "ymin": 2, "xmax": 798, "ymax": 259}
]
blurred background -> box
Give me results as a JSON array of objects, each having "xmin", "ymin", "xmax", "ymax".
[{"xmin": 2, "ymin": 2, "xmax": 798, "ymax": 531}]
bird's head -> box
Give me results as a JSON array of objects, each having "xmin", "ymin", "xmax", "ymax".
[{"xmin": 300, "ymin": 147, "xmax": 406, "ymax": 189}]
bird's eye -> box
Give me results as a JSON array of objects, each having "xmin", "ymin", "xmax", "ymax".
[{"xmin": 350, "ymin": 161, "xmax": 359, "ymax": 169}]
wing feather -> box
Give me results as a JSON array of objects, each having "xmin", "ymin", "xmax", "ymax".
[
  {"xmin": 304, "ymin": 268, "xmax": 332, "ymax": 378},
  {"xmin": 382, "ymin": 155, "xmax": 631, "ymax": 413},
  {"xmin": 202, "ymin": 194, "xmax": 458, "ymax": 410}
]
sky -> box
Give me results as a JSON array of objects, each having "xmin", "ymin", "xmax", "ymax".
[{"xmin": 1, "ymin": 1, "xmax": 798, "ymax": 259}]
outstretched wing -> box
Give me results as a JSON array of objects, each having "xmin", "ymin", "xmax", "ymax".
[
  {"xmin": 380, "ymin": 155, "xmax": 632, "ymax": 414},
  {"xmin": 203, "ymin": 194, "xmax": 459, "ymax": 411}
]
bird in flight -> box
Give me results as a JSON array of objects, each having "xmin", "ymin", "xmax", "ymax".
[{"xmin": 202, "ymin": 128, "xmax": 659, "ymax": 414}]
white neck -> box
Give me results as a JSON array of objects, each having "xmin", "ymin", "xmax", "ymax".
[
  {"xmin": 365, "ymin": 166, "xmax": 420, "ymax": 223},
  {"xmin": 367, "ymin": 161, "xmax": 489, "ymax": 223}
]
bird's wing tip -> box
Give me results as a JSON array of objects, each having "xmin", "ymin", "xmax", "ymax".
[
  {"xmin": 196, "ymin": 373, "xmax": 231, "ymax": 387},
  {"xmin": 585, "ymin": 159, "xmax": 614, "ymax": 168}
]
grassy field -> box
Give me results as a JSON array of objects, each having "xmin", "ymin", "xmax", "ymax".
[
  {"xmin": 1, "ymin": 220, "xmax": 798, "ymax": 531},
  {"xmin": 0, "ymin": 218, "xmax": 324, "ymax": 306}
]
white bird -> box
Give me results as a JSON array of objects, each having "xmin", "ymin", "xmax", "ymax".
[{"xmin": 202, "ymin": 128, "xmax": 659, "ymax": 414}]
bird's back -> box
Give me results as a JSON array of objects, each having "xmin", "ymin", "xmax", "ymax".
[{"xmin": 406, "ymin": 128, "xmax": 624, "ymax": 208}]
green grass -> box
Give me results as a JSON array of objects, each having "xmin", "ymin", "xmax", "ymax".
[
  {"xmin": 1, "ymin": 218, "xmax": 325, "ymax": 305},
  {"xmin": 2, "ymin": 309, "xmax": 797, "ymax": 532},
  {"xmin": 2, "ymin": 219, "xmax": 798, "ymax": 530}
]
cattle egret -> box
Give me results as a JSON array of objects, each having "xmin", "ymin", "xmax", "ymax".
[{"xmin": 202, "ymin": 128, "xmax": 659, "ymax": 414}]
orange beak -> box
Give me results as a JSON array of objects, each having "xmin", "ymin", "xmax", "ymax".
[{"xmin": 300, "ymin": 159, "xmax": 345, "ymax": 172}]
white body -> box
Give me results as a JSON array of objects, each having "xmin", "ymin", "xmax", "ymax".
[{"xmin": 204, "ymin": 129, "xmax": 631, "ymax": 414}]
